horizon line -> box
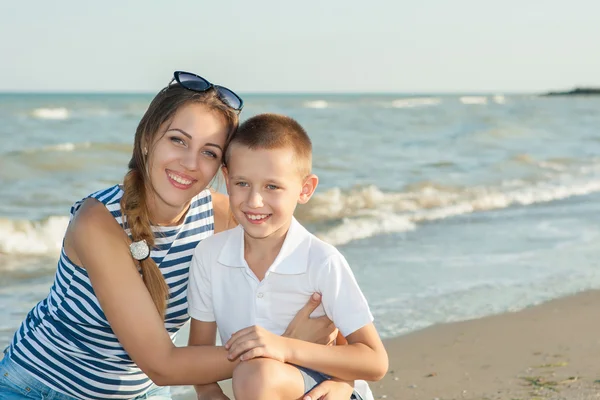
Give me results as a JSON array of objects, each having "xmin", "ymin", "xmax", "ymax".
[{"xmin": 0, "ymin": 89, "xmax": 544, "ymax": 96}]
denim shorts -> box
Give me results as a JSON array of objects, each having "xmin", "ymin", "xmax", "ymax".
[
  {"xmin": 296, "ymin": 365, "xmax": 365, "ymax": 400},
  {"xmin": 0, "ymin": 353, "xmax": 171, "ymax": 400}
]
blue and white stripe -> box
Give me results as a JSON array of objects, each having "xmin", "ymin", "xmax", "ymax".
[{"xmin": 6, "ymin": 185, "xmax": 214, "ymax": 399}]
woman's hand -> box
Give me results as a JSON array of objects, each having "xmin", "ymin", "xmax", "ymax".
[
  {"xmin": 303, "ymin": 378, "xmax": 354, "ymax": 400},
  {"xmin": 194, "ymin": 383, "xmax": 230, "ymax": 400},
  {"xmin": 225, "ymin": 293, "xmax": 339, "ymax": 362},
  {"xmin": 225, "ymin": 325, "xmax": 289, "ymax": 362},
  {"xmin": 282, "ymin": 293, "xmax": 338, "ymax": 345}
]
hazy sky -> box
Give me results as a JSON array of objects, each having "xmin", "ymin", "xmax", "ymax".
[{"xmin": 0, "ymin": 0, "xmax": 597, "ymax": 93}]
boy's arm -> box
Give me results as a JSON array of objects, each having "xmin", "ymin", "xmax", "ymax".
[
  {"xmin": 288, "ymin": 252, "xmax": 388, "ymax": 380},
  {"xmin": 288, "ymin": 322, "xmax": 388, "ymax": 381},
  {"xmin": 226, "ymin": 253, "xmax": 388, "ymax": 381},
  {"xmin": 227, "ymin": 318, "xmax": 388, "ymax": 381},
  {"xmin": 189, "ymin": 319, "xmax": 229, "ymax": 400}
]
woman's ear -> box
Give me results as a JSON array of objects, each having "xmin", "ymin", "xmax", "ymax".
[{"xmin": 298, "ymin": 174, "xmax": 319, "ymax": 204}]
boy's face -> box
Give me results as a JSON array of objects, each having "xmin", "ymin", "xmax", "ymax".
[{"xmin": 224, "ymin": 143, "xmax": 317, "ymax": 241}]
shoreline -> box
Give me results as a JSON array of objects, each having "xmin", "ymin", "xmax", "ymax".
[{"xmin": 191, "ymin": 289, "xmax": 600, "ymax": 399}]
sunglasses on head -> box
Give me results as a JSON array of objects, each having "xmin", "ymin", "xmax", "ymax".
[{"xmin": 169, "ymin": 71, "xmax": 243, "ymax": 111}]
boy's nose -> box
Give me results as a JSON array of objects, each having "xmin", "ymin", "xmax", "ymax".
[{"xmin": 247, "ymin": 191, "xmax": 263, "ymax": 208}]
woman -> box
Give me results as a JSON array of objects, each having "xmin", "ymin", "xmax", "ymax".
[{"xmin": 0, "ymin": 72, "xmax": 352, "ymax": 400}]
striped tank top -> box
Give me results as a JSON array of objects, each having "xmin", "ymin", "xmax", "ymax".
[{"xmin": 6, "ymin": 185, "xmax": 214, "ymax": 399}]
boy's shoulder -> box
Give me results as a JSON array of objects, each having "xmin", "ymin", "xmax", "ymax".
[{"xmin": 296, "ymin": 221, "xmax": 345, "ymax": 263}]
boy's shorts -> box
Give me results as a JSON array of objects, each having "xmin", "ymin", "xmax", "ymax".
[{"xmin": 295, "ymin": 365, "xmax": 366, "ymax": 400}]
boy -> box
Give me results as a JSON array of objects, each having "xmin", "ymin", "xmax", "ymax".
[{"xmin": 187, "ymin": 114, "xmax": 388, "ymax": 400}]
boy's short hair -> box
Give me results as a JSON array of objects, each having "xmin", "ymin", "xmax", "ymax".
[{"xmin": 225, "ymin": 113, "xmax": 312, "ymax": 177}]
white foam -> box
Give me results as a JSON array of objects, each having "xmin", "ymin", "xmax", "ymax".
[
  {"xmin": 317, "ymin": 214, "xmax": 416, "ymax": 245},
  {"xmin": 305, "ymin": 177, "xmax": 600, "ymax": 246},
  {"xmin": 31, "ymin": 107, "xmax": 69, "ymax": 120},
  {"xmin": 303, "ymin": 100, "xmax": 328, "ymax": 109},
  {"xmin": 46, "ymin": 142, "xmax": 91, "ymax": 152},
  {"xmin": 0, "ymin": 216, "xmax": 69, "ymax": 255},
  {"xmin": 391, "ymin": 97, "xmax": 441, "ymax": 108},
  {"xmin": 493, "ymin": 94, "xmax": 506, "ymax": 104},
  {"xmin": 21, "ymin": 142, "xmax": 92, "ymax": 154},
  {"xmin": 460, "ymin": 96, "xmax": 488, "ymax": 105}
]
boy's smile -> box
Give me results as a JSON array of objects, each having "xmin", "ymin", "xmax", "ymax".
[{"xmin": 245, "ymin": 212, "xmax": 272, "ymax": 223}]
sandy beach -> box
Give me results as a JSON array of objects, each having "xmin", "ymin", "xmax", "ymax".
[
  {"xmin": 207, "ymin": 290, "xmax": 600, "ymax": 400},
  {"xmin": 371, "ymin": 289, "xmax": 600, "ymax": 400}
]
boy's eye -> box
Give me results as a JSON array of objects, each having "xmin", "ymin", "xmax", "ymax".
[
  {"xmin": 266, "ymin": 184, "xmax": 279, "ymax": 190},
  {"xmin": 235, "ymin": 181, "xmax": 249, "ymax": 187}
]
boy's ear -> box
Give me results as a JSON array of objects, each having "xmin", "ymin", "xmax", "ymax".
[
  {"xmin": 221, "ymin": 165, "xmax": 230, "ymax": 194},
  {"xmin": 298, "ymin": 174, "xmax": 318, "ymax": 204}
]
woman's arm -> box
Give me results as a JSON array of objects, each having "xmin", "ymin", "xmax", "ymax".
[
  {"xmin": 188, "ymin": 320, "xmax": 229, "ymax": 400},
  {"xmin": 67, "ymin": 201, "xmax": 336, "ymax": 386},
  {"xmin": 226, "ymin": 323, "xmax": 388, "ymax": 382},
  {"xmin": 67, "ymin": 198, "xmax": 237, "ymax": 386}
]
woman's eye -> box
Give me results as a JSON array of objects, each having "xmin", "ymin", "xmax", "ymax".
[
  {"xmin": 170, "ymin": 137, "xmax": 186, "ymax": 146},
  {"xmin": 202, "ymin": 150, "xmax": 218, "ymax": 159}
]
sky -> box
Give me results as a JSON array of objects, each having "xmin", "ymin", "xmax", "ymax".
[{"xmin": 0, "ymin": 0, "xmax": 598, "ymax": 93}]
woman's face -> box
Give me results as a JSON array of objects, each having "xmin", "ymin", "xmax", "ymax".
[{"xmin": 146, "ymin": 102, "xmax": 228, "ymax": 222}]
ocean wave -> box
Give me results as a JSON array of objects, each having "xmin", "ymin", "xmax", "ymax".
[
  {"xmin": 303, "ymin": 100, "xmax": 328, "ymax": 109},
  {"xmin": 27, "ymin": 107, "xmax": 118, "ymax": 121},
  {"xmin": 493, "ymin": 94, "xmax": 506, "ymax": 104},
  {"xmin": 391, "ymin": 97, "xmax": 441, "ymax": 108},
  {"xmin": 82, "ymin": 108, "xmax": 111, "ymax": 116},
  {"xmin": 29, "ymin": 142, "xmax": 92, "ymax": 153},
  {"xmin": 0, "ymin": 216, "xmax": 69, "ymax": 255},
  {"xmin": 4, "ymin": 170, "xmax": 600, "ymax": 254},
  {"xmin": 10, "ymin": 142, "xmax": 132, "ymax": 156},
  {"xmin": 31, "ymin": 108, "xmax": 69, "ymax": 120},
  {"xmin": 460, "ymin": 96, "xmax": 488, "ymax": 105},
  {"xmin": 511, "ymin": 154, "xmax": 573, "ymax": 171},
  {"xmin": 299, "ymin": 176, "xmax": 600, "ymax": 246}
]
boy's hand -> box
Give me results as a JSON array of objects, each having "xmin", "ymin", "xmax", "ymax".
[
  {"xmin": 225, "ymin": 325, "xmax": 290, "ymax": 362},
  {"xmin": 303, "ymin": 378, "xmax": 354, "ymax": 400}
]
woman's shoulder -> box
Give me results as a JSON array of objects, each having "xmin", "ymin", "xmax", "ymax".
[
  {"xmin": 210, "ymin": 190, "xmax": 238, "ymax": 233},
  {"xmin": 64, "ymin": 195, "xmax": 126, "ymax": 267},
  {"xmin": 87, "ymin": 184, "xmax": 124, "ymax": 207},
  {"xmin": 70, "ymin": 184, "xmax": 123, "ymax": 216}
]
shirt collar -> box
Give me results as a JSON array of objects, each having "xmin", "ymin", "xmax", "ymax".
[{"xmin": 217, "ymin": 217, "xmax": 310, "ymax": 275}]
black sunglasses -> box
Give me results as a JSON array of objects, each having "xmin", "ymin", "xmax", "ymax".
[{"xmin": 169, "ymin": 71, "xmax": 243, "ymax": 111}]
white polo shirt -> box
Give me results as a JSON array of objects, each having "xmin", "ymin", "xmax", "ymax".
[{"xmin": 187, "ymin": 217, "xmax": 374, "ymax": 344}]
